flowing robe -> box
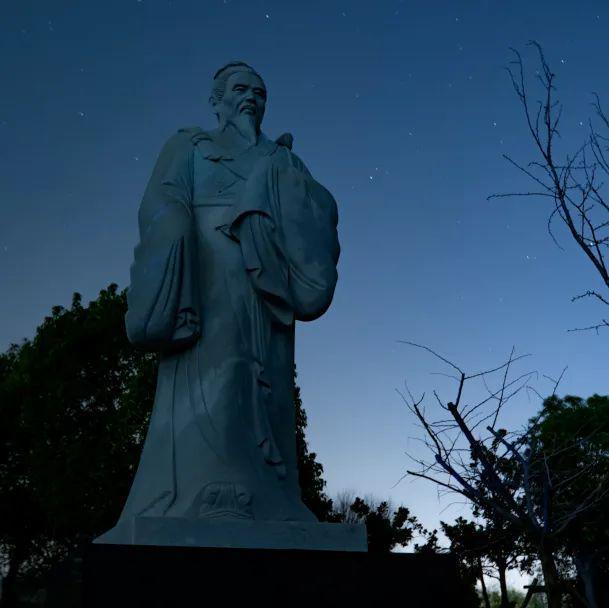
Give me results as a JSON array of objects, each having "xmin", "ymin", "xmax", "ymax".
[{"xmin": 117, "ymin": 127, "xmax": 340, "ymax": 524}]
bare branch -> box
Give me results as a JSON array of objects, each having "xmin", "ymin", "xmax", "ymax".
[
  {"xmin": 571, "ymin": 289, "xmax": 609, "ymax": 306},
  {"xmin": 567, "ymin": 319, "xmax": 609, "ymax": 334},
  {"xmin": 397, "ymin": 340, "xmax": 463, "ymax": 375},
  {"xmin": 541, "ymin": 365, "xmax": 567, "ymax": 395}
]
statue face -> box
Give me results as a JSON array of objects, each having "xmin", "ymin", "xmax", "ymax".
[{"xmin": 214, "ymin": 71, "xmax": 267, "ymax": 132}]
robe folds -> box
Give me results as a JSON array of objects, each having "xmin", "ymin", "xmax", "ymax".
[{"xmin": 118, "ymin": 127, "xmax": 340, "ymax": 523}]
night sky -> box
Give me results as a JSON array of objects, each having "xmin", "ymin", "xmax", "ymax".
[{"xmin": 2, "ymin": 0, "xmax": 609, "ymax": 553}]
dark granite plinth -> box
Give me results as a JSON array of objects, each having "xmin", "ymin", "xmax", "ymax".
[{"xmin": 83, "ymin": 544, "xmax": 477, "ymax": 606}]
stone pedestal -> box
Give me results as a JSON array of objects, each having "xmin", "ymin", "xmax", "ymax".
[
  {"xmin": 94, "ymin": 517, "xmax": 367, "ymax": 552},
  {"xmin": 83, "ymin": 544, "xmax": 477, "ymax": 606}
]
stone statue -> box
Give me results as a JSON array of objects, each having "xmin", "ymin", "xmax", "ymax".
[{"xmin": 96, "ymin": 62, "xmax": 365, "ymax": 550}]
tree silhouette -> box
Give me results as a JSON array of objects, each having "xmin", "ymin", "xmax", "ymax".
[
  {"xmin": 491, "ymin": 42, "xmax": 609, "ymax": 333},
  {"xmin": 400, "ymin": 341, "xmax": 609, "ymax": 608},
  {"xmin": 293, "ymin": 372, "xmax": 334, "ymax": 521},
  {"xmin": 0, "ymin": 285, "xmax": 156, "ymax": 606}
]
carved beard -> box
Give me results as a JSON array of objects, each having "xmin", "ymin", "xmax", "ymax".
[{"xmin": 219, "ymin": 111, "xmax": 259, "ymax": 146}]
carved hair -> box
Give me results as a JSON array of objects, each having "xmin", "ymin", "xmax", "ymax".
[{"xmin": 210, "ymin": 61, "xmax": 266, "ymax": 106}]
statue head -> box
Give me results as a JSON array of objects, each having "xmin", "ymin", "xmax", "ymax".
[{"xmin": 209, "ymin": 61, "xmax": 267, "ymax": 135}]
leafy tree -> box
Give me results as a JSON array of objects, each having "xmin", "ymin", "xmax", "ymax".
[
  {"xmin": 330, "ymin": 491, "xmax": 427, "ymax": 553},
  {"xmin": 442, "ymin": 518, "xmax": 494, "ymax": 608},
  {"xmin": 294, "ymin": 372, "xmax": 334, "ymax": 520},
  {"xmin": 528, "ymin": 394, "xmax": 609, "ymax": 608},
  {"xmin": 348, "ymin": 497, "xmax": 419, "ymax": 553},
  {"xmin": 0, "ymin": 346, "xmax": 46, "ymax": 607},
  {"xmin": 0, "ymin": 285, "xmax": 156, "ymax": 606},
  {"xmin": 442, "ymin": 517, "xmax": 527, "ymax": 608}
]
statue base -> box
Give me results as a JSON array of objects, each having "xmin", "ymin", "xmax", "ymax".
[
  {"xmin": 83, "ymin": 544, "xmax": 476, "ymax": 606},
  {"xmin": 94, "ymin": 517, "xmax": 367, "ymax": 552}
]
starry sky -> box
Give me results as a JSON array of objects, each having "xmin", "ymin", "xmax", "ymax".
[{"xmin": 2, "ymin": 0, "xmax": 609, "ymax": 550}]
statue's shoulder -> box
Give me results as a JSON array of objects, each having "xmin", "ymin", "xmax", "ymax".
[
  {"xmin": 176, "ymin": 126, "xmax": 213, "ymax": 145},
  {"xmin": 156, "ymin": 127, "xmax": 211, "ymax": 159},
  {"xmin": 155, "ymin": 127, "xmax": 215, "ymax": 164}
]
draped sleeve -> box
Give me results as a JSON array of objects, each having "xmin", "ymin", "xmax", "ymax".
[
  {"xmin": 228, "ymin": 145, "xmax": 340, "ymax": 325},
  {"xmin": 125, "ymin": 129, "xmax": 201, "ymax": 352}
]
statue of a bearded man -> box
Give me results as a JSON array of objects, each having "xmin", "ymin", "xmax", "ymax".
[{"xmin": 96, "ymin": 62, "xmax": 364, "ymax": 550}]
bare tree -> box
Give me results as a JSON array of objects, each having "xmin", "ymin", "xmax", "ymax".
[
  {"xmin": 398, "ymin": 341, "xmax": 607, "ymax": 608},
  {"xmin": 489, "ymin": 41, "xmax": 609, "ymax": 333}
]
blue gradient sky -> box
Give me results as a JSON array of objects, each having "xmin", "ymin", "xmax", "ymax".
[{"xmin": 2, "ymin": 0, "xmax": 609, "ymax": 540}]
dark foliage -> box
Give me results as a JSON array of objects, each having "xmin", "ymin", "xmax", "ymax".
[
  {"xmin": 293, "ymin": 373, "xmax": 334, "ymax": 521},
  {"xmin": 528, "ymin": 394, "xmax": 609, "ymax": 608},
  {"xmin": 0, "ymin": 285, "xmax": 156, "ymax": 605},
  {"xmin": 348, "ymin": 498, "xmax": 418, "ymax": 553}
]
